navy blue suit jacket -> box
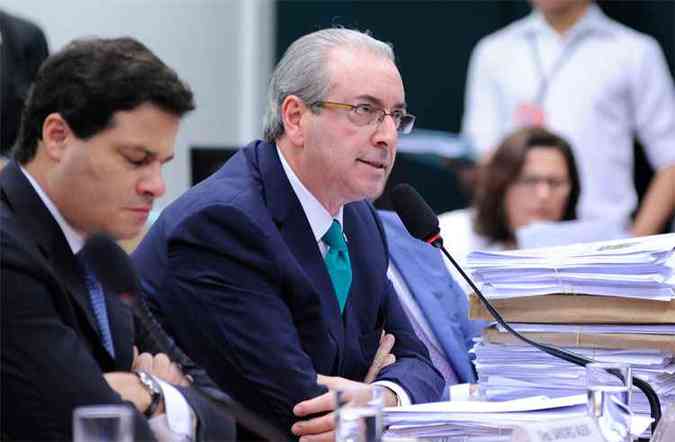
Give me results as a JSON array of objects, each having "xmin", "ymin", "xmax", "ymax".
[
  {"xmin": 379, "ymin": 211, "xmax": 484, "ymax": 384},
  {"xmin": 133, "ymin": 141, "xmax": 443, "ymax": 434},
  {"xmin": 0, "ymin": 161, "xmax": 235, "ymax": 441}
]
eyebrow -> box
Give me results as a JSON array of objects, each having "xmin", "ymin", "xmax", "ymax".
[{"xmin": 354, "ymin": 94, "xmax": 407, "ymax": 110}]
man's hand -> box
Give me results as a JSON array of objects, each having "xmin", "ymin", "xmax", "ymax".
[
  {"xmin": 103, "ymin": 372, "xmax": 164, "ymax": 416},
  {"xmin": 318, "ymin": 375, "xmax": 397, "ymax": 408},
  {"xmin": 132, "ymin": 347, "xmax": 191, "ymax": 387},
  {"xmin": 291, "ymin": 375, "xmax": 397, "ymax": 441},
  {"xmin": 364, "ymin": 331, "xmax": 396, "ymax": 383}
]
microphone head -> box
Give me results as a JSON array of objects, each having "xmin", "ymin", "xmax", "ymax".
[
  {"xmin": 80, "ymin": 233, "xmax": 138, "ymax": 294},
  {"xmin": 391, "ymin": 183, "xmax": 442, "ymax": 244}
]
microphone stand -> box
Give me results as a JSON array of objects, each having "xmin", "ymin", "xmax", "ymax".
[{"xmin": 432, "ymin": 237, "xmax": 661, "ymax": 440}]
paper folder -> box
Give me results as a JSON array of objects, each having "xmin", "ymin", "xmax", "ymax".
[
  {"xmin": 482, "ymin": 327, "xmax": 675, "ymax": 352},
  {"xmin": 469, "ymin": 293, "xmax": 675, "ymax": 324}
]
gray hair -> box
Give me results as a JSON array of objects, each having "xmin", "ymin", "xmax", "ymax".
[{"xmin": 262, "ymin": 28, "xmax": 395, "ymax": 143}]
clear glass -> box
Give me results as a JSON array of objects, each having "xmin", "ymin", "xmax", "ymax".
[
  {"xmin": 650, "ymin": 401, "xmax": 675, "ymax": 442},
  {"xmin": 73, "ymin": 405, "xmax": 133, "ymax": 442},
  {"xmin": 586, "ymin": 362, "xmax": 633, "ymax": 442},
  {"xmin": 335, "ymin": 385, "xmax": 385, "ymax": 442}
]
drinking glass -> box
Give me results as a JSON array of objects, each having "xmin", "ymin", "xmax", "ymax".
[
  {"xmin": 650, "ymin": 401, "xmax": 675, "ymax": 442},
  {"xmin": 586, "ymin": 362, "xmax": 633, "ymax": 442},
  {"xmin": 335, "ymin": 385, "xmax": 385, "ymax": 442},
  {"xmin": 73, "ymin": 404, "xmax": 133, "ymax": 442}
]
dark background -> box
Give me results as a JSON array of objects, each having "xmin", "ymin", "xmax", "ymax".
[
  {"xmin": 274, "ymin": 1, "xmax": 675, "ymax": 215},
  {"xmin": 276, "ymin": 0, "xmax": 675, "ymax": 133},
  {"xmin": 194, "ymin": 2, "xmax": 675, "ymax": 216}
]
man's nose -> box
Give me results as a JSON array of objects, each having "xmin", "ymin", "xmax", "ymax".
[
  {"xmin": 372, "ymin": 113, "xmax": 398, "ymax": 150},
  {"xmin": 138, "ymin": 162, "xmax": 166, "ymax": 198}
]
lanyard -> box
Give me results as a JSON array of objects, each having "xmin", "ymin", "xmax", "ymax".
[{"xmin": 528, "ymin": 30, "xmax": 588, "ymax": 104}]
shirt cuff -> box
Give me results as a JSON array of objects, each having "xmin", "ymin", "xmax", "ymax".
[
  {"xmin": 148, "ymin": 377, "xmax": 195, "ymax": 440},
  {"xmin": 372, "ymin": 380, "xmax": 411, "ymax": 406}
]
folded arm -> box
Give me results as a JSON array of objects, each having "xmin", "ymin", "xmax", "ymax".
[{"xmin": 1, "ymin": 247, "xmax": 157, "ymax": 441}]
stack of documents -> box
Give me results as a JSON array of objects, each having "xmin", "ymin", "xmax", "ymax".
[
  {"xmin": 462, "ymin": 234, "xmax": 675, "ymax": 439},
  {"xmin": 383, "ymin": 393, "xmax": 652, "ymax": 440},
  {"xmin": 472, "ymin": 321, "xmax": 675, "ymax": 438},
  {"xmin": 466, "ymin": 233, "xmax": 675, "ymax": 300},
  {"xmin": 474, "ymin": 334, "xmax": 675, "ymax": 416}
]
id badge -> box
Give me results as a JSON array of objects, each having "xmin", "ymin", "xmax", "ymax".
[{"xmin": 514, "ymin": 102, "xmax": 546, "ymax": 127}]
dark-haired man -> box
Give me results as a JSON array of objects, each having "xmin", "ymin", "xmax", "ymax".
[{"xmin": 1, "ymin": 37, "xmax": 235, "ymax": 441}]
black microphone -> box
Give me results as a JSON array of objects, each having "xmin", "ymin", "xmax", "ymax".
[
  {"xmin": 80, "ymin": 233, "xmax": 289, "ymax": 442},
  {"xmin": 390, "ymin": 183, "xmax": 661, "ymax": 436}
]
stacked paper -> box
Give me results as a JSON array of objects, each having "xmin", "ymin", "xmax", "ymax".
[
  {"xmin": 466, "ymin": 233, "xmax": 675, "ymax": 300},
  {"xmin": 383, "ymin": 393, "xmax": 652, "ymax": 440},
  {"xmin": 475, "ymin": 334, "xmax": 675, "ymax": 416},
  {"xmin": 473, "ymin": 324, "xmax": 675, "ymax": 439},
  {"xmin": 464, "ymin": 234, "xmax": 675, "ymax": 439}
]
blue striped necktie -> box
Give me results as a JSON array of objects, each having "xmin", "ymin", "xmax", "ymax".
[
  {"xmin": 322, "ymin": 220, "xmax": 352, "ymax": 313},
  {"xmin": 77, "ymin": 255, "xmax": 115, "ymax": 357}
]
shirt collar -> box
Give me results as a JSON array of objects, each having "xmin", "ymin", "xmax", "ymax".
[
  {"xmin": 276, "ymin": 145, "xmax": 344, "ymax": 243},
  {"xmin": 521, "ymin": 3, "xmax": 612, "ymax": 38},
  {"xmin": 20, "ymin": 166, "xmax": 85, "ymax": 254}
]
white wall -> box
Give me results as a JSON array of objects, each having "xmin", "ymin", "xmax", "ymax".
[{"xmin": 2, "ymin": 0, "xmax": 275, "ymax": 206}]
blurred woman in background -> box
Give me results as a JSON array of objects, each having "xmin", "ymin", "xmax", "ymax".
[{"xmin": 439, "ymin": 127, "xmax": 580, "ymax": 260}]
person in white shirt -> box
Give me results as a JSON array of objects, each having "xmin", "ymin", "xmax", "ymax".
[
  {"xmin": 463, "ymin": 0, "xmax": 675, "ymax": 236},
  {"xmin": 439, "ymin": 127, "xmax": 580, "ymax": 263}
]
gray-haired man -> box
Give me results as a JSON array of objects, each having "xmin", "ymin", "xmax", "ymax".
[{"xmin": 133, "ymin": 28, "xmax": 444, "ymax": 441}]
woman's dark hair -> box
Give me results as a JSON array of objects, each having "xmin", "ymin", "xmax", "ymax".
[
  {"xmin": 13, "ymin": 37, "xmax": 194, "ymax": 163},
  {"xmin": 473, "ymin": 127, "xmax": 580, "ymax": 245}
]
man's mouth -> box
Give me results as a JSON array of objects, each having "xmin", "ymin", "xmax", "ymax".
[
  {"xmin": 357, "ymin": 159, "xmax": 387, "ymax": 170},
  {"xmin": 129, "ymin": 206, "xmax": 151, "ymax": 214}
]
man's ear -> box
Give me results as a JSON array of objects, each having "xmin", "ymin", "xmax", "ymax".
[
  {"xmin": 281, "ymin": 95, "xmax": 308, "ymax": 147},
  {"xmin": 41, "ymin": 113, "xmax": 72, "ymax": 162}
]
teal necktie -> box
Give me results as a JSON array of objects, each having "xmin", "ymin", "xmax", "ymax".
[{"xmin": 323, "ymin": 220, "xmax": 352, "ymax": 313}]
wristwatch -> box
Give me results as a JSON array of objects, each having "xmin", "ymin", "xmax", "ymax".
[{"xmin": 134, "ymin": 370, "xmax": 163, "ymax": 418}]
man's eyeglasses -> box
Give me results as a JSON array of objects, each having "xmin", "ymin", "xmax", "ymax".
[
  {"xmin": 312, "ymin": 101, "xmax": 416, "ymax": 134},
  {"xmin": 514, "ymin": 174, "xmax": 571, "ymax": 193}
]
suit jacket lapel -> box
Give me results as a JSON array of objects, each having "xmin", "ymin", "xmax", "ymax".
[
  {"xmin": 341, "ymin": 204, "xmax": 380, "ymax": 326},
  {"xmin": 383, "ymin": 212, "xmax": 476, "ymax": 383},
  {"xmin": 256, "ymin": 142, "xmax": 344, "ymax": 343}
]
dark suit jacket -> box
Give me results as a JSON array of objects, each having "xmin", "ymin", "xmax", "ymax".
[
  {"xmin": 132, "ymin": 141, "xmax": 444, "ymax": 435},
  {"xmin": 0, "ymin": 161, "xmax": 235, "ymax": 441},
  {"xmin": 0, "ymin": 10, "xmax": 48, "ymax": 153},
  {"xmin": 380, "ymin": 211, "xmax": 485, "ymax": 385}
]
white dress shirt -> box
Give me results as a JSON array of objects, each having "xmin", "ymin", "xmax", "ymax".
[
  {"xmin": 276, "ymin": 146, "xmax": 411, "ymax": 405},
  {"xmin": 20, "ymin": 167, "xmax": 194, "ymax": 441},
  {"xmin": 463, "ymin": 4, "xmax": 675, "ymax": 225}
]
